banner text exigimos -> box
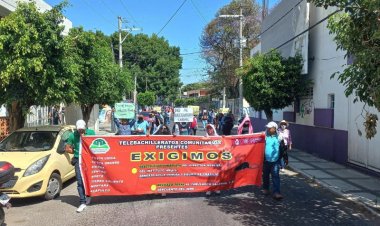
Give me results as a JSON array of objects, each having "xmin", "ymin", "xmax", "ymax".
[{"xmin": 80, "ymin": 134, "xmax": 265, "ymax": 196}]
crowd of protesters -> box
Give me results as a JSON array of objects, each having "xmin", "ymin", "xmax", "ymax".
[{"xmin": 69, "ymin": 105, "xmax": 292, "ymax": 212}]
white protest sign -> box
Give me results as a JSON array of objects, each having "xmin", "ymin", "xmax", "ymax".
[{"xmin": 174, "ymin": 108, "xmax": 193, "ymax": 122}]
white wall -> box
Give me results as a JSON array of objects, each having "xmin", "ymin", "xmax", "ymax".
[
  {"xmin": 0, "ymin": 0, "xmax": 72, "ymax": 35},
  {"xmin": 308, "ymin": 5, "xmax": 349, "ymax": 130},
  {"xmin": 65, "ymin": 104, "xmax": 99, "ymax": 131}
]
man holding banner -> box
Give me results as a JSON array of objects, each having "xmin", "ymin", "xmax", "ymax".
[{"xmin": 65, "ymin": 120, "xmax": 95, "ymax": 213}]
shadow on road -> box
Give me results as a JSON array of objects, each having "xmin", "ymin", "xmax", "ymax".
[
  {"xmin": 89, "ymin": 191, "xmax": 217, "ymax": 205},
  {"xmin": 9, "ymin": 178, "xmax": 77, "ymax": 207},
  {"xmin": 203, "ymin": 173, "xmax": 380, "ymax": 226},
  {"xmin": 57, "ymin": 195, "xmax": 79, "ymax": 207}
]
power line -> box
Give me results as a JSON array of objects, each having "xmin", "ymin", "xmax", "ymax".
[
  {"xmin": 256, "ymin": 0, "xmax": 304, "ymax": 40},
  {"xmin": 99, "ymin": 0, "xmax": 118, "ymax": 17},
  {"xmin": 274, "ymin": 8, "xmax": 341, "ymax": 51},
  {"xmin": 82, "ymin": 0, "xmax": 114, "ymax": 25},
  {"xmin": 190, "ymin": 0, "xmax": 207, "ymax": 23},
  {"xmin": 180, "ymin": 50, "xmax": 212, "ymax": 55},
  {"xmin": 118, "ymin": 0, "xmax": 141, "ymax": 27},
  {"xmin": 157, "ymin": 0, "xmax": 188, "ymax": 35}
]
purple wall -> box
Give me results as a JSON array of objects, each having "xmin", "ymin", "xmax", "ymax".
[
  {"xmin": 314, "ymin": 108, "xmax": 334, "ymax": 128},
  {"xmin": 283, "ymin": 111, "xmax": 296, "ymax": 122},
  {"xmin": 252, "ymin": 117, "xmax": 348, "ymax": 164}
]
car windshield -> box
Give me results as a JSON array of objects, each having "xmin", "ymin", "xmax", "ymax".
[{"xmin": 0, "ymin": 131, "xmax": 58, "ymax": 152}]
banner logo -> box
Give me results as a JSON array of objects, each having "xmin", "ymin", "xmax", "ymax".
[{"xmin": 89, "ymin": 138, "xmax": 110, "ymax": 154}]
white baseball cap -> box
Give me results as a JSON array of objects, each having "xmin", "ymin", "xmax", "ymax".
[
  {"xmin": 265, "ymin": 121, "xmax": 278, "ymax": 129},
  {"xmin": 76, "ymin": 119, "xmax": 86, "ymax": 130}
]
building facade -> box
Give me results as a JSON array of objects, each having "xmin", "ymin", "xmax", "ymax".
[
  {"xmin": 251, "ymin": 0, "xmax": 380, "ymax": 173},
  {"xmin": 0, "ymin": 0, "xmax": 72, "ymax": 35}
]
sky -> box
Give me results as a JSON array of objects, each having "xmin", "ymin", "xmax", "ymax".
[{"xmin": 45, "ymin": 0, "xmax": 279, "ymax": 85}]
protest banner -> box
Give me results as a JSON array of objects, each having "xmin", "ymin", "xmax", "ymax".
[
  {"xmin": 114, "ymin": 103, "xmax": 135, "ymax": 119},
  {"xmin": 188, "ymin": 105, "xmax": 200, "ymax": 116},
  {"xmin": 153, "ymin": 106, "xmax": 162, "ymax": 113},
  {"xmin": 174, "ymin": 108, "xmax": 193, "ymax": 122},
  {"xmin": 218, "ymin": 108, "xmax": 230, "ymax": 114},
  {"xmin": 80, "ymin": 133, "xmax": 265, "ymax": 196}
]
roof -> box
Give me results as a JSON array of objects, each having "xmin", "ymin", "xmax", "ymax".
[{"xmin": 16, "ymin": 125, "xmax": 75, "ymax": 132}]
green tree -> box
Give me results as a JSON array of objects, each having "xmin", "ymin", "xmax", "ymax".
[
  {"xmin": 200, "ymin": 0, "xmax": 261, "ymax": 99},
  {"xmin": 238, "ymin": 50, "xmax": 309, "ymax": 121},
  {"xmin": 174, "ymin": 99, "xmax": 185, "ymax": 107},
  {"xmin": 66, "ymin": 27, "xmax": 131, "ymax": 123},
  {"xmin": 111, "ymin": 33, "xmax": 182, "ymax": 104},
  {"xmin": 309, "ymin": 0, "xmax": 379, "ymax": 138},
  {"xmin": 184, "ymin": 98, "xmax": 197, "ymax": 106},
  {"xmin": 0, "ymin": 1, "xmax": 78, "ymax": 131},
  {"xmin": 137, "ymin": 91, "xmax": 156, "ymax": 107},
  {"xmin": 182, "ymin": 82, "xmax": 208, "ymax": 92}
]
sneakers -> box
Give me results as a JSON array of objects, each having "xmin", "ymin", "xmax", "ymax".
[
  {"xmin": 206, "ymin": 191, "xmax": 220, "ymax": 196},
  {"xmin": 273, "ymin": 193, "xmax": 283, "ymax": 200},
  {"xmin": 76, "ymin": 204, "xmax": 87, "ymax": 213},
  {"xmin": 85, "ymin": 197, "xmax": 91, "ymax": 205}
]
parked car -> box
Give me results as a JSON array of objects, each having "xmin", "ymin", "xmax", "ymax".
[{"xmin": 0, "ymin": 125, "xmax": 75, "ymax": 200}]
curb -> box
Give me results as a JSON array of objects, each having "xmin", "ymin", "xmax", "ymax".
[{"xmin": 287, "ymin": 165, "xmax": 380, "ymax": 217}]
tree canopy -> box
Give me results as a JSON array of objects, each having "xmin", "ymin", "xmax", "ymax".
[
  {"xmin": 200, "ymin": 0, "xmax": 261, "ymax": 99},
  {"xmin": 111, "ymin": 33, "xmax": 182, "ymax": 103},
  {"xmin": 0, "ymin": 1, "xmax": 77, "ymax": 131},
  {"xmin": 182, "ymin": 82, "xmax": 208, "ymax": 92},
  {"xmin": 238, "ymin": 50, "xmax": 309, "ymax": 121},
  {"xmin": 66, "ymin": 27, "xmax": 132, "ymax": 123},
  {"xmin": 137, "ymin": 91, "xmax": 156, "ymax": 107},
  {"xmin": 310, "ymin": 0, "xmax": 380, "ymax": 138}
]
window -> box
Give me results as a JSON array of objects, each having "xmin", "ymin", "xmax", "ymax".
[{"xmin": 328, "ymin": 94, "xmax": 335, "ymax": 109}]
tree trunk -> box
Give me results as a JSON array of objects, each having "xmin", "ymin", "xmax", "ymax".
[
  {"xmin": 81, "ymin": 104, "xmax": 94, "ymax": 126},
  {"xmin": 264, "ymin": 109, "xmax": 273, "ymax": 122},
  {"xmin": 8, "ymin": 101, "xmax": 26, "ymax": 132}
]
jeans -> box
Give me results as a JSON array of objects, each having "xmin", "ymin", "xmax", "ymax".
[
  {"xmin": 202, "ymin": 120, "xmax": 207, "ymax": 128},
  {"xmin": 75, "ymin": 159, "xmax": 86, "ymax": 204},
  {"xmin": 262, "ymin": 159, "xmax": 281, "ymax": 194}
]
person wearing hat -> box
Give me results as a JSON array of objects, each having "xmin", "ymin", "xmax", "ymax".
[
  {"xmin": 65, "ymin": 119, "xmax": 95, "ymax": 212},
  {"xmin": 278, "ymin": 120, "xmax": 292, "ymax": 171},
  {"xmin": 204, "ymin": 124, "xmax": 221, "ymax": 196},
  {"xmin": 262, "ymin": 121, "xmax": 283, "ymax": 200}
]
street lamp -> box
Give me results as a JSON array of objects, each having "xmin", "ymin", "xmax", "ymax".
[{"xmin": 219, "ymin": 6, "xmax": 244, "ymax": 117}]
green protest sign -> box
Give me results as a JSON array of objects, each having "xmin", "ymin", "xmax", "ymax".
[{"xmin": 114, "ymin": 103, "xmax": 135, "ymax": 119}]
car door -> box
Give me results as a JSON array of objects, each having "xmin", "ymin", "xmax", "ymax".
[{"xmin": 56, "ymin": 129, "xmax": 75, "ymax": 181}]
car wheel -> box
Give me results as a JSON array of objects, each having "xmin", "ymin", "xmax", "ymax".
[
  {"xmin": 0, "ymin": 207, "xmax": 4, "ymax": 225},
  {"xmin": 44, "ymin": 173, "xmax": 62, "ymax": 200}
]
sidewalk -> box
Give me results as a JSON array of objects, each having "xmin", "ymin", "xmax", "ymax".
[{"xmin": 288, "ymin": 149, "xmax": 380, "ymax": 214}]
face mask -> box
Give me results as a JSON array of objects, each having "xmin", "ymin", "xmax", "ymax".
[{"xmin": 281, "ymin": 125, "xmax": 286, "ymax": 130}]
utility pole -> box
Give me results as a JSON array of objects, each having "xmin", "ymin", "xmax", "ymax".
[
  {"xmin": 223, "ymin": 87, "xmax": 226, "ymax": 108},
  {"xmin": 118, "ymin": 16, "xmax": 141, "ymax": 114},
  {"xmin": 239, "ymin": 6, "xmax": 243, "ymax": 117},
  {"xmin": 219, "ymin": 4, "xmax": 244, "ymax": 117},
  {"xmin": 118, "ymin": 16, "xmax": 123, "ymax": 68}
]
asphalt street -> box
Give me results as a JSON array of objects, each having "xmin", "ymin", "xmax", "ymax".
[{"xmin": 4, "ymin": 126, "xmax": 380, "ymax": 226}]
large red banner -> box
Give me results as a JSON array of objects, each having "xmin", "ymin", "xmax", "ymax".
[{"xmin": 81, "ymin": 134, "xmax": 265, "ymax": 197}]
